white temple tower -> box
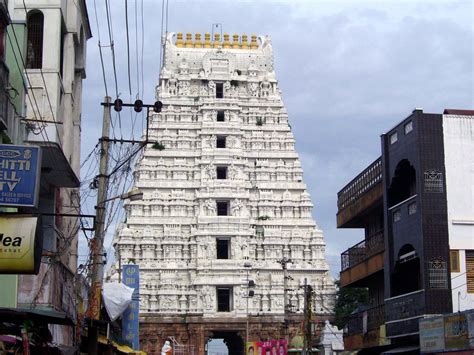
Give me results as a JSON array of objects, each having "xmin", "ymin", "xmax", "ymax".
[{"xmin": 113, "ymin": 32, "xmax": 335, "ymax": 353}]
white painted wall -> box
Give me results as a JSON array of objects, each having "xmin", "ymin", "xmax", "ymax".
[{"xmin": 443, "ymin": 113, "xmax": 474, "ymax": 312}]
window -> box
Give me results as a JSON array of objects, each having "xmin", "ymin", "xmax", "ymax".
[
  {"xmin": 26, "ymin": 11, "xmax": 44, "ymax": 69},
  {"xmin": 217, "ymin": 111, "xmax": 225, "ymax": 122},
  {"xmin": 217, "ymin": 287, "xmax": 232, "ymax": 312},
  {"xmin": 216, "ymin": 166, "xmax": 227, "ymax": 179},
  {"xmin": 216, "ymin": 83, "xmax": 224, "ymax": 98},
  {"xmin": 390, "ymin": 132, "xmax": 398, "ymax": 144},
  {"xmin": 216, "ymin": 238, "xmax": 230, "ymax": 259},
  {"xmin": 404, "ymin": 121, "xmax": 413, "ymax": 134},
  {"xmin": 450, "ymin": 250, "xmax": 460, "ymax": 272},
  {"xmin": 393, "ymin": 210, "xmax": 401, "ymax": 222},
  {"xmin": 466, "ymin": 251, "xmax": 474, "ymax": 293},
  {"xmin": 216, "ymin": 136, "xmax": 226, "ymax": 148},
  {"xmin": 408, "ymin": 202, "xmax": 417, "ymax": 215},
  {"xmin": 428, "ymin": 259, "xmax": 448, "ymax": 289},
  {"xmin": 217, "ymin": 201, "xmax": 229, "ymax": 216},
  {"xmin": 424, "ymin": 170, "xmax": 443, "ymax": 193}
]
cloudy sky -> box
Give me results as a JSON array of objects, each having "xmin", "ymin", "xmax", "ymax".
[{"xmin": 80, "ymin": 0, "xmax": 473, "ymax": 275}]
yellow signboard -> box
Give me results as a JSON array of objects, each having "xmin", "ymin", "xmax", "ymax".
[{"xmin": 0, "ymin": 216, "xmax": 40, "ymax": 274}]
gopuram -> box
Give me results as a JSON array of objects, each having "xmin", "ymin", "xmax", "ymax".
[{"xmin": 112, "ymin": 32, "xmax": 336, "ymax": 354}]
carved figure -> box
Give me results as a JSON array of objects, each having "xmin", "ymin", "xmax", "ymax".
[
  {"xmin": 201, "ymin": 286, "xmax": 214, "ymax": 310},
  {"xmin": 205, "ymin": 164, "xmax": 215, "ymax": 179},
  {"xmin": 224, "ymin": 81, "xmax": 231, "ymax": 95},
  {"xmin": 204, "ymin": 199, "xmax": 216, "ymax": 215},
  {"xmin": 178, "ymin": 80, "xmax": 190, "ymax": 96},
  {"xmin": 260, "ymin": 79, "xmax": 271, "ymax": 98},
  {"xmin": 167, "ymin": 77, "xmax": 177, "ymax": 96},
  {"xmin": 208, "ymin": 80, "xmax": 216, "ymax": 96},
  {"xmin": 231, "ymin": 199, "xmax": 244, "ymax": 216},
  {"xmin": 248, "ymin": 82, "xmax": 259, "ymax": 97}
]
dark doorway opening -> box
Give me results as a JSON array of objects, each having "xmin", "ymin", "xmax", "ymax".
[
  {"xmin": 217, "ymin": 287, "xmax": 232, "ymax": 312},
  {"xmin": 217, "ymin": 238, "xmax": 230, "ymax": 259},
  {"xmin": 207, "ymin": 331, "xmax": 244, "ymax": 355},
  {"xmin": 216, "ymin": 83, "xmax": 224, "ymax": 98}
]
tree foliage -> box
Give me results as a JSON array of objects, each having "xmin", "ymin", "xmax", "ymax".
[{"xmin": 334, "ymin": 280, "xmax": 369, "ymax": 329}]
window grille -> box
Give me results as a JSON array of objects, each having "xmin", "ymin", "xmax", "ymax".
[
  {"xmin": 424, "ymin": 170, "xmax": 443, "ymax": 193},
  {"xmin": 26, "ymin": 12, "xmax": 44, "ymax": 69},
  {"xmin": 466, "ymin": 251, "xmax": 474, "ymax": 293},
  {"xmin": 390, "ymin": 132, "xmax": 398, "ymax": 144},
  {"xmin": 429, "ymin": 258, "xmax": 448, "ymax": 289},
  {"xmin": 393, "ymin": 210, "xmax": 401, "ymax": 223}
]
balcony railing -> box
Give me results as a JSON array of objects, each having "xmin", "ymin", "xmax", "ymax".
[
  {"xmin": 341, "ymin": 230, "xmax": 384, "ymax": 271},
  {"xmin": 337, "ymin": 157, "xmax": 382, "ymax": 210},
  {"xmin": 345, "ymin": 304, "xmax": 385, "ymax": 335},
  {"xmin": 385, "ymin": 289, "xmax": 425, "ymax": 322}
]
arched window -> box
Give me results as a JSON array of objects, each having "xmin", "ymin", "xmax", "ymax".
[
  {"xmin": 26, "ymin": 11, "xmax": 44, "ymax": 69},
  {"xmin": 388, "ymin": 159, "xmax": 417, "ymax": 207},
  {"xmin": 391, "ymin": 244, "xmax": 421, "ymax": 296}
]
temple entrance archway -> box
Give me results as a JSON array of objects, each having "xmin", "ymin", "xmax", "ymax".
[{"xmin": 206, "ymin": 331, "xmax": 244, "ymax": 355}]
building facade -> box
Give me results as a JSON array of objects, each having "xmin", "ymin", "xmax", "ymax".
[
  {"xmin": 112, "ymin": 32, "xmax": 336, "ymax": 353},
  {"xmin": 0, "ymin": 0, "xmax": 91, "ymax": 349},
  {"xmin": 336, "ymin": 109, "xmax": 474, "ymax": 354}
]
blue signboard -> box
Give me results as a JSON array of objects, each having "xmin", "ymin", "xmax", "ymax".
[
  {"xmin": 0, "ymin": 144, "xmax": 41, "ymax": 207},
  {"xmin": 122, "ymin": 264, "xmax": 139, "ymax": 350}
]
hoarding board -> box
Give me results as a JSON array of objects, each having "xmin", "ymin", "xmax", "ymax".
[
  {"xmin": 0, "ymin": 215, "xmax": 41, "ymax": 274},
  {"xmin": 468, "ymin": 312, "xmax": 474, "ymax": 348},
  {"xmin": 247, "ymin": 340, "xmax": 287, "ymax": 355},
  {"xmin": 445, "ymin": 313, "xmax": 469, "ymax": 350},
  {"xmin": 420, "ymin": 316, "xmax": 445, "ymax": 353},
  {"xmin": 122, "ymin": 264, "xmax": 139, "ymax": 350},
  {"xmin": 0, "ymin": 145, "xmax": 41, "ymax": 207}
]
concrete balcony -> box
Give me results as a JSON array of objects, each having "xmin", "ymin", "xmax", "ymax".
[
  {"xmin": 385, "ymin": 289, "xmax": 425, "ymax": 338},
  {"xmin": 340, "ymin": 231, "xmax": 384, "ymax": 287},
  {"xmin": 337, "ymin": 158, "xmax": 383, "ymax": 228},
  {"xmin": 344, "ymin": 304, "xmax": 388, "ymax": 350}
]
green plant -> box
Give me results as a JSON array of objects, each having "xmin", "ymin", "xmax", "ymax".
[
  {"xmin": 152, "ymin": 142, "xmax": 165, "ymax": 150},
  {"xmin": 334, "ymin": 279, "xmax": 368, "ymax": 329},
  {"xmin": 257, "ymin": 215, "xmax": 270, "ymax": 221},
  {"xmin": 256, "ymin": 117, "xmax": 263, "ymax": 126}
]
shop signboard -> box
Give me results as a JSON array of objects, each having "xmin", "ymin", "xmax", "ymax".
[
  {"xmin": 467, "ymin": 312, "xmax": 474, "ymax": 348},
  {"xmin": 0, "ymin": 215, "xmax": 41, "ymax": 274},
  {"xmin": 122, "ymin": 264, "xmax": 139, "ymax": 350},
  {"xmin": 419, "ymin": 316, "xmax": 445, "ymax": 353},
  {"xmin": 0, "ymin": 144, "xmax": 41, "ymax": 207},
  {"xmin": 445, "ymin": 313, "xmax": 469, "ymax": 350}
]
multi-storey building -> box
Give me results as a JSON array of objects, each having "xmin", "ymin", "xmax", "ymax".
[
  {"xmin": 0, "ymin": 0, "xmax": 91, "ymax": 349},
  {"xmin": 337, "ymin": 109, "xmax": 474, "ymax": 354},
  {"xmin": 112, "ymin": 32, "xmax": 336, "ymax": 353}
]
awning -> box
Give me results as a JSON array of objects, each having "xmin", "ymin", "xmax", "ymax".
[
  {"xmin": 382, "ymin": 346, "xmax": 420, "ymax": 354},
  {"xmin": 0, "ymin": 307, "xmax": 74, "ymax": 326},
  {"xmin": 98, "ymin": 335, "xmax": 146, "ymax": 354},
  {"xmin": 28, "ymin": 141, "xmax": 80, "ymax": 188}
]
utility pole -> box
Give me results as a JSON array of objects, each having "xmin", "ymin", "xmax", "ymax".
[
  {"xmin": 88, "ymin": 96, "xmax": 111, "ymax": 355},
  {"xmin": 277, "ymin": 257, "xmax": 292, "ymax": 339},
  {"xmin": 303, "ymin": 278, "xmax": 313, "ymax": 355}
]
